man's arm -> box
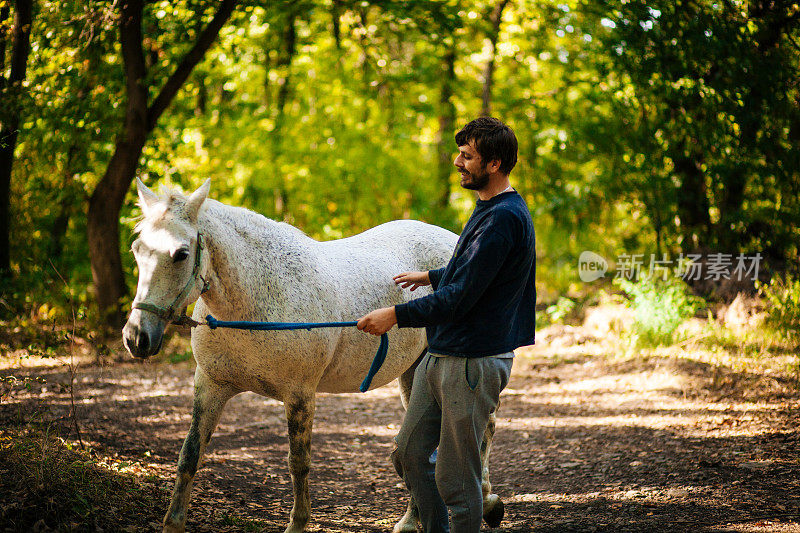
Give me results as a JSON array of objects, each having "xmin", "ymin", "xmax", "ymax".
[
  {"xmin": 358, "ymin": 216, "xmax": 512, "ymax": 335},
  {"xmin": 394, "ymin": 223, "xmax": 512, "ymax": 328},
  {"xmin": 357, "ymin": 267, "xmax": 438, "ymax": 334},
  {"xmin": 393, "ymin": 271, "xmax": 431, "ymax": 291},
  {"xmin": 427, "ymin": 267, "xmax": 446, "ymax": 290}
]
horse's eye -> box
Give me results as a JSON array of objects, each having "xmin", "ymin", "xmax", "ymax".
[{"xmin": 173, "ymin": 248, "xmax": 190, "ymax": 263}]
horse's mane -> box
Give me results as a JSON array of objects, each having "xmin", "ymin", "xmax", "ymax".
[{"xmin": 134, "ymin": 185, "xmax": 310, "ymax": 240}]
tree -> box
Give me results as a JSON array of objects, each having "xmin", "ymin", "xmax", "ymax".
[
  {"xmin": 87, "ymin": 0, "xmax": 237, "ymax": 325},
  {"xmin": 436, "ymin": 43, "xmax": 457, "ymax": 208},
  {"xmin": 586, "ymin": 0, "xmax": 800, "ymax": 262},
  {"xmin": 0, "ymin": 0, "xmax": 33, "ymax": 278},
  {"xmin": 481, "ymin": 0, "xmax": 510, "ymax": 117}
]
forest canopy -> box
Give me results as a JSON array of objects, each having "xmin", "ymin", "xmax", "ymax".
[{"xmin": 1, "ymin": 0, "xmax": 798, "ymax": 326}]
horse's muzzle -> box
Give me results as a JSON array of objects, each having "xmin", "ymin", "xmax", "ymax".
[{"xmin": 122, "ymin": 319, "xmax": 165, "ymax": 359}]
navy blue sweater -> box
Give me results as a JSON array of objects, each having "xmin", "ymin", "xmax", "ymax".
[{"xmin": 395, "ymin": 190, "xmax": 536, "ymax": 357}]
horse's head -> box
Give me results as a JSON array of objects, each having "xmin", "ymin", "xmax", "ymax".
[{"xmin": 123, "ymin": 178, "xmax": 210, "ymax": 358}]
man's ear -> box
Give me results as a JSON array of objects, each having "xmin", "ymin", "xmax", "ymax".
[{"xmin": 487, "ymin": 159, "xmax": 502, "ymax": 174}]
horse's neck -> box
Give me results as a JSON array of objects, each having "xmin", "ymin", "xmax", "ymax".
[{"xmin": 197, "ymin": 200, "xmax": 312, "ymax": 312}]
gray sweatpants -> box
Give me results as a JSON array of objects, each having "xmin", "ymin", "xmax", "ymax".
[{"xmin": 391, "ymin": 352, "xmax": 513, "ymax": 533}]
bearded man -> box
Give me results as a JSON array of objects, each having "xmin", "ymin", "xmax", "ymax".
[{"xmin": 358, "ymin": 116, "xmax": 536, "ymax": 533}]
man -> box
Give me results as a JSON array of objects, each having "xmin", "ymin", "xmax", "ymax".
[{"xmin": 357, "ymin": 117, "xmax": 536, "ymax": 533}]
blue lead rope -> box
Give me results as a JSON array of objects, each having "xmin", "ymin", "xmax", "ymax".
[{"xmin": 205, "ymin": 315, "xmax": 388, "ymax": 393}]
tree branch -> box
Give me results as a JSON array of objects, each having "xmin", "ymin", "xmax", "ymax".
[
  {"xmin": 147, "ymin": 0, "xmax": 238, "ymax": 131},
  {"xmin": 119, "ymin": 0, "xmax": 148, "ymax": 133},
  {"xmin": 481, "ymin": 0, "xmax": 511, "ymax": 117}
]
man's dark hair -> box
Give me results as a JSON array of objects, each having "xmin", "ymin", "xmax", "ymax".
[{"xmin": 455, "ymin": 117, "xmax": 518, "ymax": 175}]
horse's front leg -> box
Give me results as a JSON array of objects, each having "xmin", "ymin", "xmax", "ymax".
[
  {"xmin": 163, "ymin": 368, "xmax": 237, "ymax": 533},
  {"xmin": 284, "ymin": 391, "xmax": 316, "ymax": 533}
]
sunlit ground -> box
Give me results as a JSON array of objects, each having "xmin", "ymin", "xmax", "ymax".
[{"xmin": 2, "ymin": 311, "xmax": 800, "ymax": 531}]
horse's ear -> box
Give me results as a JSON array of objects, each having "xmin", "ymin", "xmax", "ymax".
[
  {"xmin": 186, "ymin": 179, "xmax": 210, "ymax": 222},
  {"xmin": 136, "ymin": 177, "xmax": 159, "ymax": 215}
]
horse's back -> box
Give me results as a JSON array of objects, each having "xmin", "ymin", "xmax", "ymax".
[{"xmin": 319, "ymin": 219, "xmax": 457, "ymax": 271}]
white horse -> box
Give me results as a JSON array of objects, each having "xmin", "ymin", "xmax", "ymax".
[{"xmin": 122, "ymin": 179, "xmax": 505, "ymax": 533}]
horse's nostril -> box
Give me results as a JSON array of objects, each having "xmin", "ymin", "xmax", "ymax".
[{"xmin": 137, "ymin": 330, "xmax": 150, "ymax": 354}]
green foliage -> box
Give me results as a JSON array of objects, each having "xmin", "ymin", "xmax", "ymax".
[
  {"xmin": 614, "ymin": 275, "xmax": 704, "ymax": 346},
  {"xmin": 584, "ymin": 0, "xmax": 800, "ymax": 260},
  {"xmin": 536, "ymin": 296, "xmax": 577, "ymax": 327},
  {"xmin": 167, "ymin": 346, "xmax": 194, "ymax": 364},
  {"xmin": 757, "ymin": 275, "xmax": 800, "ymax": 342},
  {"xmin": 3, "ymin": 0, "xmax": 800, "ymax": 327}
]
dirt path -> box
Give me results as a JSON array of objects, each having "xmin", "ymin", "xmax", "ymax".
[{"xmin": 3, "ymin": 336, "xmax": 800, "ymax": 532}]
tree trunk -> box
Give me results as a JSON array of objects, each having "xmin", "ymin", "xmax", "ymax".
[
  {"xmin": 271, "ymin": 11, "xmax": 297, "ymax": 219},
  {"xmin": 275, "ymin": 11, "xmax": 297, "ymax": 136},
  {"xmin": 674, "ymin": 150, "xmax": 711, "ymax": 251},
  {"xmin": 0, "ymin": 0, "xmax": 33, "ymax": 278},
  {"xmin": 0, "ymin": 3, "xmax": 10, "ymax": 80},
  {"xmin": 437, "ymin": 45, "xmax": 457, "ymax": 209},
  {"xmin": 193, "ymin": 16, "xmax": 207, "ymax": 117},
  {"xmin": 87, "ymin": 0, "xmax": 149, "ymax": 326},
  {"xmin": 48, "ymin": 144, "xmax": 81, "ymax": 261},
  {"xmin": 87, "ymin": 138, "xmax": 147, "ymax": 326},
  {"xmin": 87, "ymin": 0, "xmax": 238, "ymax": 325},
  {"xmin": 481, "ymin": 0, "xmax": 509, "ymax": 117},
  {"xmin": 331, "ymin": 0, "xmax": 341, "ymax": 51},
  {"xmin": 195, "ymin": 74, "xmax": 207, "ymax": 116}
]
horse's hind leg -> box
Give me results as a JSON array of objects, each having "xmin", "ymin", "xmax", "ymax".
[
  {"xmin": 284, "ymin": 391, "xmax": 316, "ymax": 533},
  {"xmin": 163, "ymin": 367, "xmax": 237, "ymax": 533},
  {"xmin": 481, "ymin": 404, "xmax": 504, "ymax": 527},
  {"xmin": 393, "ymin": 356, "xmax": 422, "ymax": 533}
]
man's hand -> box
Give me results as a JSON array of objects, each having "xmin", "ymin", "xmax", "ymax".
[
  {"xmin": 357, "ymin": 306, "xmax": 397, "ymax": 336},
  {"xmin": 393, "ymin": 271, "xmax": 431, "ymax": 291}
]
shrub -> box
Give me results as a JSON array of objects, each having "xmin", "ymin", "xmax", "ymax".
[
  {"xmin": 614, "ymin": 275, "xmax": 704, "ymax": 346},
  {"xmin": 536, "ymin": 296, "xmax": 576, "ymax": 327},
  {"xmin": 757, "ymin": 275, "xmax": 800, "ymax": 342},
  {"xmin": 0, "ymin": 426, "xmax": 165, "ymax": 531}
]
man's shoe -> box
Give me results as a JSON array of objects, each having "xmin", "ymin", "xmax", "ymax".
[{"xmin": 483, "ymin": 498, "xmax": 504, "ymax": 528}]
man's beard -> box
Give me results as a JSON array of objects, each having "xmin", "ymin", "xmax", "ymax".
[{"xmin": 460, "ymin": 167, "xmax": 490, "ymax": 190}]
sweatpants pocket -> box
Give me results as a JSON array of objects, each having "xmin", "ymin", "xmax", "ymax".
[{"xmin": 465, "ymin": 358, "xmax": 479, "ymax": 391}]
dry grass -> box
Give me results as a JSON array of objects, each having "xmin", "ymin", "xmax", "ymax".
[{"xmin": 0, "ymin": 424, "xmax": 167, "ymax": 532}]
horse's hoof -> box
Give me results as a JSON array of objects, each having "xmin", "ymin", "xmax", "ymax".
[
  {"xmin": 284, "ymin": 524, "xmax": 306, "ymax": 533},
  {"xmin": 393, "ymin": 502, "xmax": 420, "ymax": 533},
  {"xmin": 483, "ymin": 494, "xmax": 504, "ymax": 528},
  {"xmin": 392, "ymin": 521, "xmax": 418, "ymax": 533},
  {"xmin": 162, "ymin": 525, "xmax": 185, "ymax": 533}
]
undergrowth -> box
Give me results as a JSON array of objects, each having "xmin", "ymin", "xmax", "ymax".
[
  {"xmin": 614, "ymin": 275, "xmax": 705, "ymax": 347},
  {"xmin": 758, "ymin": 274, "xmax": 800, "ymax": 343},
  {"xmin": 0, "ymin": 425, "xmax": 166, "ymax": 532}
]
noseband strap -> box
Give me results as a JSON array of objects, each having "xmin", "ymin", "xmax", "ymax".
[{"xmin": 132, "ymin": 231, "xmax": 209, "ymax": 325}]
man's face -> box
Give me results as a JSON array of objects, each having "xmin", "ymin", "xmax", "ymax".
[{"xmin": 454, "ymin": 141, "xmax": 490, "ymax": 191}]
